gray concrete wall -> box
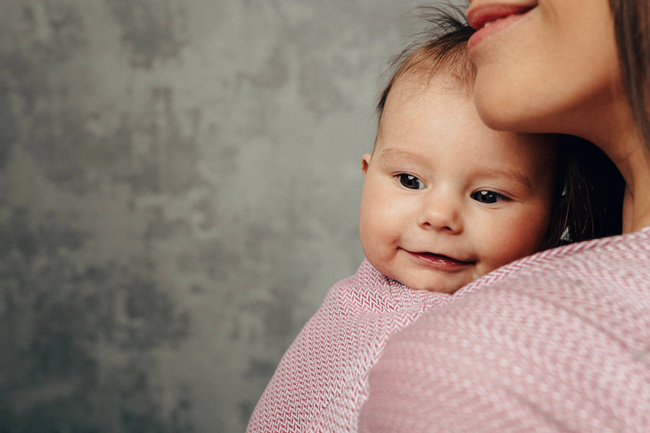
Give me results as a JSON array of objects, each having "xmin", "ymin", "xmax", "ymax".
[{"xmin": 0, "ymin": 1, "xmax": 462, "ymax": 431}]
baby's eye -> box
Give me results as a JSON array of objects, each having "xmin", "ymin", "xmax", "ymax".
[
  {"xmin": 397, "ymin": 173, "xmax": 425, "ymax": 190},
  {"xmin": 471, "ymin": 190, "xmax": 508, "ymax": 204}
]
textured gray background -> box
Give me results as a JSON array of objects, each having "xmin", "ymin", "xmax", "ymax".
[{"xmin": 0, "ymin": 1, "xmax": 461, "ymax": 431}]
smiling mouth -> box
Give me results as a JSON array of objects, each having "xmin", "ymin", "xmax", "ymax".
[
  {"xmin": 466, "ymin": 3, "xmax": 536, "ymax": 30},
  {"xmin": 466, "ymin": 3, "xmax": 535, "ymax": 52},
  {"xmin": 408, "ymin": 251, "xmax": 475, "ymax": 269}
]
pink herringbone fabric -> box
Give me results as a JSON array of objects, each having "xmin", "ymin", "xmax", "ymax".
[
  {"xmin": 359, "ymin": 227, "xmax": 650, "ymax": 432},
  {"xmin": 246, "ymin": 259, "xmax": 451, "ymax": 432}
]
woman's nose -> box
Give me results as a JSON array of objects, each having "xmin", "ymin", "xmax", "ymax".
[{"xmin": 417, "ymin": 190, "xmax": 463, "ymax": 233}]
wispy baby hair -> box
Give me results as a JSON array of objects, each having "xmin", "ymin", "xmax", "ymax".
[{"xmin": 377, "ymin": 4, "xmax": 475, "ymax": 120}]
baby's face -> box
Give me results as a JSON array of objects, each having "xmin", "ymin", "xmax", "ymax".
[{"xmin": 359, "ymin": 74, "xmax": 557, "ymax": 293}]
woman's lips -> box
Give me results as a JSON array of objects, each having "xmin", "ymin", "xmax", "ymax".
[
  {"xmin": 466, "ymin": 3, "xmax": 535, "ymax": 30},
  {"xmin": 466, "ymin": 3, "xmax": 535, "ymax": 52},
  {"xmin": 408, "ymin": 251, "xmax": 475, "ymax": 271}
]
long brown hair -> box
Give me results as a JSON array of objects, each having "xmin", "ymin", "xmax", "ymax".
[
  {"xmin": 544, "ymin": 136, "xmax": 624, "ymax": 249},
  {"xmin": 611, "ymin": 0, "xmax": 650, "ymax": 147}
]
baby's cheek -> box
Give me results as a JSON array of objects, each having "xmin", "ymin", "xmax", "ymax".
[
  {"xmin": 495, "ymin": 216, "xmax": 548, "ymax": 262},
  {"xmin": 476, "ymin": 220, "xmax": 524, "ymax": 264},
  {"xmin": 359, "ymin": 214, "xmax": 387, "ymax": 259}
]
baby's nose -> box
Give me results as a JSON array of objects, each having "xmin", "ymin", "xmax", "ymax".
[{"xmin": 417, "ymin": 191, "xmax": 463, "ymax": 233}]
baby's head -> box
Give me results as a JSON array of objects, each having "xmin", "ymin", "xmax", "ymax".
[{"xmin": 359, "ymin": 18, "xmax": 563, "ymax": 294}]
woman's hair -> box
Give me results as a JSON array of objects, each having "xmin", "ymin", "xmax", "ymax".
[
  {"xmin": 545, "ymin": 137, "xmax": 624, "ymax": 248},
  {"xmin": 376, "ymin": 6, "xmax": 624, "ymax": 248},
  {"xmin": 610, "ymin": 0, "xmax": 650, "ymax": 147}
]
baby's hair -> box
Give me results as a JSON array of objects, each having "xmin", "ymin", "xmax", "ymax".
[
  {"xmin": 375, "ymin": 5, "xmax": 624, "ymax": 249},
  {"xmin": 377, "ymin": 6, "xmax": 475, "ymax": 120}
]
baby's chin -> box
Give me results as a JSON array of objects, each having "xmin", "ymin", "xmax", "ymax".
[
  {"xmin": 392, "ymin": 267, "xmax": 487, "ymax": 294},
  {"xmin": 369, "ymin": 256, "xmax": 482, "ymax": 294},
  {"xmin": 395, "ymin": 277, "xmax": 466, "ymax": 295}
]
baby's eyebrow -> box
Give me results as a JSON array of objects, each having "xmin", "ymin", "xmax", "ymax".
[
  {"xmin": 379, "ymin": 147, "xmax": 533, "ymax": 190},
  {"xmin": 378, "ymin": 147, "xmax": 420, "ymax": 161},
  {"xmin": 478, "ymin": 168, "xmax": 533, "ymax": 191}
]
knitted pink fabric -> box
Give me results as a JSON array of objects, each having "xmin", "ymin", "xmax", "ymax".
[
  {"xmin": 246, "ymin": 260, "xmax": 451, "ymax": 432},
  {"xmin": 359, "ymin": 227, "xmax": 650, "ymax": 432}
]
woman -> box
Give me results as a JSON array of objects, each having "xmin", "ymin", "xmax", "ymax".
[{"xmin": 359, "ymin": 1, "xmax": 650, "ymax": 431}]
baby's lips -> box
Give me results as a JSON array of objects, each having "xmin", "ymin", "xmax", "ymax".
[{"xmin": 414, "ymin": 251, "xmax": 475, "ymax": 265}]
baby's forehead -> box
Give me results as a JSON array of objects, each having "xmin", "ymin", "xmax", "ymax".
[
  {"xmin": 381, "ymin": 71, "xmax": 558, "ymax": 147},
  {"xmin": 395, "ymin": 70, "xmax": 472, "ymax": 101},
  {"xmin": 378, "ymin": 71, "xmax": 471, "ymax": 130},
  {"xmin": 376, "ymin": 74, "xmax": 559, "ymax": 174}
]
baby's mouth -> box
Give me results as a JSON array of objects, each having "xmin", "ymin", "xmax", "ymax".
[{"xmin": 410, "ymin": 251, "xmax": 475, "ymax": 267}]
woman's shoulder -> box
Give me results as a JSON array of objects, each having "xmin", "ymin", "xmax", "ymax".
[
  {"xmin": 456, "ymin": 226, "xmax": 650, "ymax": 299},
  {"xmin": 439, "ymin": 227, "xmax": 650, "ymax": 367},
  {"xmin": 360, "ymin": 231, "xmax": 650, "ymax": 432},
  {"xmin": 322, "ymin": 259, "xmax": 450, "ymax": 315}
]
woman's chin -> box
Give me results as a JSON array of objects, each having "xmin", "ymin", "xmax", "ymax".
[
  {"xmin": 473, "ymin": 87, "xmax": 561, "ymax": 135},
  {"xmin": 473, "ymin": 96, "xmax": 524, "ymax": 132}
]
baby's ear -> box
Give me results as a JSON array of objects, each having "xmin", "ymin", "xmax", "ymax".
[{"xmin": 361, "ymin": 153, "xmax": 372, "ymax": 177}]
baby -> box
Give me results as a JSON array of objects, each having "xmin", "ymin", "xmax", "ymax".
[
  {"xmin": 247, "ymin": 14, "xmax": 614, "ymax": 433},
  {"xmin": 360, "ymin": 49, "xmax": 556, "ymax": 295}
]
